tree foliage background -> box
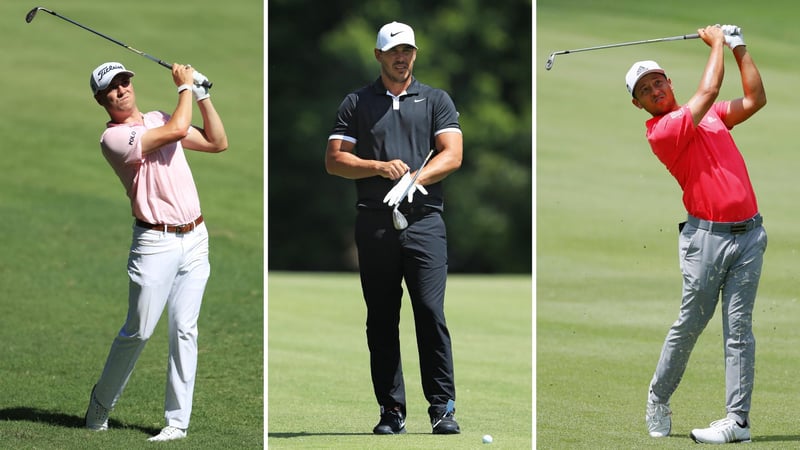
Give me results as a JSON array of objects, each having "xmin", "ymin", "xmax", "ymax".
[{"xmin": 268, "ymin": 0, "xmax": 532, "ymax": 273}]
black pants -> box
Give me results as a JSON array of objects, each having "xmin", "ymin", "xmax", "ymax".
[{"xmin": 355, "ymin": 208, "xmax": 456, "ymax": 417}]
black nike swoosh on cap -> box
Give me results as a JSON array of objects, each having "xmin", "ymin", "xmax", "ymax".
[{"xmin": 390, "ymin": 31, "xmax": 404, "ymax": 37}]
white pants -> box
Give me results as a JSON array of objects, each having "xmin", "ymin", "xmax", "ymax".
[{"xmin": 94, "ymin": 222, "xmax": 210, "ymax": 429}]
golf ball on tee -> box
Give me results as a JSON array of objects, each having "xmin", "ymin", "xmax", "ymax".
[{"xmin": 482, "ymin": 434, "xmax": 493, "ymax": 444}]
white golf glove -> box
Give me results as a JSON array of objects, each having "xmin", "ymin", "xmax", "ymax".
[
  {"xmin": 383, "ymin": 172, "xmax": 411, "ymax": 206},
  {"xmin": 405, "ymin": 182, "xmax": 428, "ymax": 204},
  {"xmin": 382, "ymin": 172, "xmax": 428, "ymax": 207},
  {"xmin": 192, "ymin": 83, "xmax": 210, "ymax": 101},
  {"xmin": 192, "ymin": 70, "xmax": 210, "ymax": 87},
  {"xmin": 721, "ymin": 24, "xmax": 745, "ymax": 49}
]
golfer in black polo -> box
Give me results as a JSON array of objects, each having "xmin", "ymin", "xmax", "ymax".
[{"xmin": 325, "ymin": 21, "xmax": 463, "ymax": 435}]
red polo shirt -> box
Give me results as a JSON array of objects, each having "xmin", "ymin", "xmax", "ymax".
[{"xmin": 645, "ymin": 102, "xmax": 758, "ymax": 222}]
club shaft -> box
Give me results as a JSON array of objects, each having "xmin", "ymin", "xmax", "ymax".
[
  {"xmin": 38, "ymin": 8, "xmax": 172, "ymax": 68},
  {"xmin": 399, "ymin": 150, "xmax": 434, "ymax": 200},
  {"xmin": 29, "ymin": 7, "xmax": 212, "ymax": 87},
  {"xmin": 392, "ymin": 149, "xmax": 435, "ymax": 216},
  {"xmin": 552, "ymin": 34, "xmax": 699, "ymax": 56}
]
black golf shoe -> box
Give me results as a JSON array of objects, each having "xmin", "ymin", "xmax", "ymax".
[
  {"xmin": 373, "ymin": 407, "xmax": 406, "ymax": 435},
  {"xmin": 431, "ymin": 408, "xmax": 461, "ymax": 434}
]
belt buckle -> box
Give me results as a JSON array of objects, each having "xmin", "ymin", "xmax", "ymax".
[
  {"xmin": 730, "ymin": 223, "xmax": 747, "ymax": 234},
  {"xmin": 174, "ymin": 223, "xmax": 191, "ymax": 234}
]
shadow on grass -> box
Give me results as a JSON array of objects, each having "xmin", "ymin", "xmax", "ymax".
[
  {"xmin": 269, "ymin": 432, "xmax": 378, "ymax": 438},
  {"xmin": 671, "ymin": 434, "xmax": 800, "ymax": 444},
  {"xmin": 0, "ymin": 407, "xmax": 159, "ymax": 435},
  {"xmin": 755, "ymin": 435, "xmax": 800, "ymax": 443}
]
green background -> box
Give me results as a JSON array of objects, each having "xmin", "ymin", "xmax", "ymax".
[
  {"xmin": 538, "ymin": 0, "xmax": 800, "ymax": 448},
  {"xmin": 267, "ymin": 0, "xmax": 532, "ymax": 273},
  {"xmin": 0, "ymin": 1, "xmax": 263, "ymax": 448}
]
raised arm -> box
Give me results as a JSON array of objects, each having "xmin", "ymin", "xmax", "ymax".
[
  {"xmin": 140, "ymin": 64, "xmax": 195, "ymax": 155},
  {"xmin": 723, "ymin": 34, "xmax": 767, "ymax": 127},
  {"xmin": 685, "ymin": 25, "xmax": 726, "ymax": 126},
  {"xmin": 182, "ymin": 71, "xmax": 228, "ymax": 153}
]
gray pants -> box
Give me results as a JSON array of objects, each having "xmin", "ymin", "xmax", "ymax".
[{"xmin": 648, "ymin": 217, "xmax": 767, "ymax": 423}]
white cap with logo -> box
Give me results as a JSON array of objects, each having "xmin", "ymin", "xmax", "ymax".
[
  {"xmin": 625, "ymin": 60, "xmax": 665, "ymax": 97},
  {"xmin": 90, "ymin": 62, "xmax": 135, "ymax": 95},
  {"xmin": 376, "ymin": 21, "xmax": 417, "ymax": 52}
]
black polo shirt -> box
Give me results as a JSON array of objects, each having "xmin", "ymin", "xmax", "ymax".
[{"xmin": 329, "ymin": 76, "xmax": 461, "ymax": 210}]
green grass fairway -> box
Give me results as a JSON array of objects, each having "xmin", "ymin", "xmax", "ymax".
[
  {"xmin": 0, "ymin": 1, "xmax": 262, "ymax": 447},
  {"xmin": 268, "ymin": 272, "xmax": 532, "ymax": 449},
  {"xmin": 539, "ymin": 0, "xmax": 800, "ymax": 448}
]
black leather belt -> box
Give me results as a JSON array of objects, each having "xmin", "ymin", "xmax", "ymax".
[
  {"xmin": 397, "ymin": 205, "xmax": 438, "ymax": 216},
  {"xmin": 357, "ymin": 205, "xmax": 440, "ymax": 216},
  {"xmin": 687, "ymin": 214, "xmax": 762, "ymax": 235},
  {"xmin": 135, "ymin": 215, "xmax": 203, "ymax": 234}
]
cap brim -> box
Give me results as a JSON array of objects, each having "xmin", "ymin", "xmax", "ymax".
[
  {"xmin": 631, "ymin": 69, "xmax": 665, "ymax": 96},
  {"xmin": 379, "ymin": 42, "xmax": 417, "ymax": 51},
  {"xmin": 114, "ymin": 70, "xmax": 135, "ymax": 79},
  {"xmin": 96, "ymin": 70, "xmax": 135, "ymax": 93}
]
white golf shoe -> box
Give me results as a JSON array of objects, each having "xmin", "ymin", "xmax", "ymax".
[
  {"xmin": 84, "ymin": 387, "xmax": 110, "ymax": 431},
  {"xmin": 690, "ymin": 417, "xmax": 751, "ymax": 444},
  {"xmin": 148, "ymin": 426, "xmax": 187, "ymax": 442},
  {"xmin": 645, "ymin": 402, "xmax": 671, "ymax": 437}
]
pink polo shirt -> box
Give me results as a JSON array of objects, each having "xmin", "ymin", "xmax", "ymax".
[
  {"xmin": 645, "ymin": 102, "xmax": 758, "ymax": 222},
  {"xmin": 100, "ymin": 110, "xmax": 201, "ymax": 225}
]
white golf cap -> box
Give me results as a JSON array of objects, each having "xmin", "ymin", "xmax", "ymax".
[
  {"xmin": 90, "ymin": 62, "xmax": 135, "ymax": 95},
  {"xmin": 625, "ymin": 60, "xmax": 665, "ymax": 97},
  {"xmin": 376, "ymin": 21, "xmax": 417, "ymax": 51}
]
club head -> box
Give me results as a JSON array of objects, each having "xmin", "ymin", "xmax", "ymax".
[
  {"xmin": 545, "ymin": 53, "xmax": 556, "ymax": 70},
  {"xmin": 392, "ymin": 208, "xmax": 408, "ymax": 230},
  {"xmin": 25, "ymin": 7, "xmax": 39, "ymax": 23},
  {"xmin": 25, "ymin": 7, "xmax": 50, "ymax": 23}
]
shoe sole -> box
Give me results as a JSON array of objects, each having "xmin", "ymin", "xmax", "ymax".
[
  {"xmin": 690, "ymin": 432, "xmax": 751, "ymax": 444},
  {"xmin": 148, "ymin": 436, "xmax": 187, "ymax": 442},
  {"xmin": 373, "ymin": 428, "xmax": 406, "ymax": 435}
]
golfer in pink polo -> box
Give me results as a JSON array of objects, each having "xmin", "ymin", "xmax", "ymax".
[
  {"xmin": 83, "ymin": 61, "xmax": 228, "ymax": 442},
  {"xmin": 627, "ymin": 25, "xmax": 767, "ymax": 444}
]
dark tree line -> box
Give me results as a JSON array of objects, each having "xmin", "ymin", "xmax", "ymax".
[{"xmin": 268, "ymin": 0, "xmax": 532, "ymax": 273}]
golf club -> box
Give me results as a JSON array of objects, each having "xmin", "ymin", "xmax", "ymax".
[
  {"xmin": 25, "ymin": 6, "xmax": 212, "ymax": 88},
  {"xmin": 392, "ymin": 149, "xmax": 434, "ymax": 231},
  {"xmin": 433, "ymin": 399, "xmax": 456, "ymax": 429},
  {"xmin": 545, "ymin": 27, "xmax": 741, "ymax": 70}
]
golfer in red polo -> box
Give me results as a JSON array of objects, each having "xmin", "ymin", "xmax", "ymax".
[{"xmin": 627, "ymin": 24, "xmax": 767, "ymax": 444}]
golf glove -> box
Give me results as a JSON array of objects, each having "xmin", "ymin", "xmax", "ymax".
[
  {"xmin": 192, "ymin": 83, "xmax": 210, "ymax": 101},
  {"xmin": 383, "ymin": 172, "xmax": 412, "ymax": 206},
  {"xmin": 406, "ymin": 183, "xmax": 428, "ymax": 204},
  {"xmin": 192, "ymin": 70, "xmax": 210, "ymax": 87},
  {"xmin": 382, "ymin": 172, "xmax": 428, "ymax": 207},
  {"xmin": 721, "ymin": 24, "xmax": 745, "ymax": 49}
]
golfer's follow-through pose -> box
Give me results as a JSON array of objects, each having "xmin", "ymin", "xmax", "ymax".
[
  {"xmin": 627, "ymin": 25, "xmax": 767, "ymax": 444},
  {"xmin": 83, "ymin": 61, "xmax": 227, "ymax": 442},
  {"xmin": 325, "ymin": 21, "xmax": 463, "ymax": 435}
]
